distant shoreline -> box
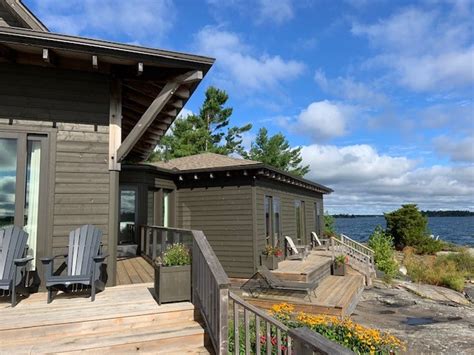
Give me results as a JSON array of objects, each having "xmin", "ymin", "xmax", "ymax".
[{"xmin": 333, "ymin": 211, "xmax": 474, "ymax": 218}]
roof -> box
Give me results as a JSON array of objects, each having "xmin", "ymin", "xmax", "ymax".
[
  {"xmin": 149, "ymin": 153, "xmax": 333, "ymax": 194},
  {"xmin": 1, "ymin": 0, "xmax": 48, "ymax": 31},
  {"xmin": 152, "ymin": 153, "xmax": 261, "ymax": 171}
]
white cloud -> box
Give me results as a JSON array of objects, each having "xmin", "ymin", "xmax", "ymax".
[
  {"xmin": 433, "ymin": 136, "xmax": 474, "ymax": 163},
  {"xmin": 177, "ymin": 108, "xmax": 193, "ymax": 119},
  {"xmin": 34, "ymin": 0, "xmax": 175, "ymax": 45},
  {"xmin": 301, "ymin": 144, "xmax": 474, "ymax": 213},
  {"xmin": 352, "ymin": 5, "xmax": 474, "ymax": 92},
  {"xmin": 286, "ymin": 101, "xmax": 354, "ymax": 140},
  {"xmin": 195, "ymin": 27, "xmax": 304, "ymax": 92},
  {"xmin": 257, "ymin": 0, "xmax": 294, "ymax": 24},
  {"xmin": 314, "ymin": 69, "xmax": 388, "ymax": 105}
]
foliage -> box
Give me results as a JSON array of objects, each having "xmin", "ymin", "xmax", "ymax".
[
  {"xmin": 270, "ymin": 303, "xmax": 405, "ymax": 354},
  {"xmin": 323, "ymin": 212, "xmax": 337, "ymax": 237},
  {"xmin": 262, "ymin": 245, "xmax": 283, "ymax": 257},
  {"xmin": 384, "ymin": 204, "xmax": 443, "ymax": 254},
  {"xmin": 368, "ymin": 226, "xmax": 398, "ymax": 280},
  {"xmin": 157, "ymin": 243, "xmax": 191, "ymax": 267},
  {"xmin": 228, "ymin": 318, "xmax": 289, "ymax": 354},
  {"xmin": 403, "ymin": 248, "xmax": 472, "ymax": 292},
  {"xmin": 334, "ymin": 254, "xmax": 348, "ymax": 266},
  {"xmin": 151, "ymin": 86, "xmax": 252, "ymax": 161},
  {"xmin": 242, "ymin": 127, "xmax": 309, "ymax": 177}
]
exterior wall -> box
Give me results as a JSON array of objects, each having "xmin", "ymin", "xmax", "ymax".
[
  {"xmin": 176, "ymin": 185, "xmax": 254, "ymax": 278},
  {"xmin": 255, "ymin": 179, "xmax": 324, "ymax": 255},
  {"xmin": 0, "ymin": 63, "xmax": 111, "ymax": 261}
]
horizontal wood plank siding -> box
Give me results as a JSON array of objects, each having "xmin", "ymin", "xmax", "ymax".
[
  {"xmin": 176, "ymin": 186, "xmax": 254, "ymax": 277},
  {"xmin": 0, "ymin": 64, "xmax": 110, "ymax": 125},
  {"xmin": 255, "ymin": 179, "xmax": 324, "ymax": 254},
  {"xmin": 52, "ymin": 123, "xmax": 110, "ymax": 255}
]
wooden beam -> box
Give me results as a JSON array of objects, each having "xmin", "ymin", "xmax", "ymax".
[
  {"xmin": 109, "ymin": 79, "xmax": 122, "ymax": 171},
  {"xmin": 42, "ymin": 48, "xmax": 57, "ymax": 66},
  {"xmin": 0, "ymin": 44, "xmax": 16, "ymax": 62},
  {"xmin": 174, "ymin": 88, "xmax": 190, "ymax": 99},
  {"xmin": 92, "ymin": 55, "xmax": 99, "ymax": 70}
]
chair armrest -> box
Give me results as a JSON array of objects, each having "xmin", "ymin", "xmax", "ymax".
[
  {"xmin": 14, "ymin": 256, "xmax": 34, "ymax": 267},
  {"xmin": 93, "ymin": 254, "xmax": 109, "ymax": 263},
  {"xmin": 40, "ymin": 254, "xmax": 68, "ymax": 264}
]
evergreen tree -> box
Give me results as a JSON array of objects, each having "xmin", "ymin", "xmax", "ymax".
[
  {"xmin": 152, "ymin": 86, "xmax": 252, "ymax": 161},
  {"xmin": 243, "ymin": 128, "xmax": 310, "ymax": 177}
]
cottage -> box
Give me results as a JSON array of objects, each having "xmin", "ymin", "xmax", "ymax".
[
  {"xmin": 0, "ymin": 0, "xmax": 213, "ymax": 285},
  {"xmin": 121, "ymin": 153, "xmax": 332, "ymax": 278}
]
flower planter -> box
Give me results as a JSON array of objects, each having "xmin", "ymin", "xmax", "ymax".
[
  {"xmin": 332, "ymin": 262, "xmax": 346, "ymax": 276},
  {"xmin": 154, "ymin": 264, "xmax": 191, "ymax": 305},
  {"xmin": 260, "ymin": 254, "xmax": 281, "ymax": 270}
]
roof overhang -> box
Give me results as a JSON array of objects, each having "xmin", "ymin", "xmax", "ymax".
[
  {"xmin": 0, "ymin": 26, "xmax": 214, "ymax": 161},
  {"xmin": 123, "ymin": 163, "xmax": 333, "ymax": 195},
  {"xmin": 2, "ymin": 0, "xmax": 48, "ymax": 31}
]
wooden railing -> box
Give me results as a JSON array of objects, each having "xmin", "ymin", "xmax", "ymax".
[
  {"xmin": 141, "ymin": 225, "xmax": 355, "ymax": 354},
  {"xmin": 140, "ymin": 225, "xmax": 230, "ymax": 355},
  {"xmin": 331, "ymin": 237, "xmax": 375, "ymax": 283},
  {"xmin": 340, "ymin": 234, "xmax": 374, "ymax": 264}
]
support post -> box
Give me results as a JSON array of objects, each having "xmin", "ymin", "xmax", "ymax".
[{"xmin": 107, "ymin": 78, "xmax": 122, "ymax": 286}]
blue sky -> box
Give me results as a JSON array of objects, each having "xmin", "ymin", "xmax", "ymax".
[{"xmin": 25, "ymin": 0, "xmax": 474, "ymax": 214}]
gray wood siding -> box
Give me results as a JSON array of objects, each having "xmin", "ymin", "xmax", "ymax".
[
  {"xmin": 0, "ymin": 64, "xmax": 110, "ymax": 125},
  {"xmin": 52, "ymin": 123, "xmax": 110, "ymax": 255},
  {"xmin": 255, "ymin": 180, "xmax": 324, "ymax": 254},
  {"xmin": 176, "ymin": 186, "xmax": 254, "ymax": 277}
]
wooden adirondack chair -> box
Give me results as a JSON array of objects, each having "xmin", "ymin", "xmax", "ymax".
[
  {"xmin": 0, "ymin": 226, "xmax": 33, "ymax": 307},
  {"xmin": 41, "ymin": 225, "xmax": 107, "ymax": 303}
]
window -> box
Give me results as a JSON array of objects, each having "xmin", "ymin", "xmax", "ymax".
[
  {"xmin": 147, "ymin": 190, "xmax": 155, "ymax": 225},
  {"xmin": 264, "ymin": 196, "xmax": 272, "ymax": 246},
  {"xmin": 314, "ymin": 201, "xmax": 321, "ymax": 235},
  {"xmin": 295, "ymin": 200, "xmax": 306, "ymax": 244},
  {"xmin": 119, "ymin": 187, "xmax": 137, "ymax": 244},
  {"xmin": 162, "ymin": 189, "xmax": 172, "ymax": 227},
  {"xmin": 0, "ymin": 133, "xmax": 47, "ymax": 269},
  {"xmin": 272, "ymin": 197, "xmax": 281, "ymax": 247}
]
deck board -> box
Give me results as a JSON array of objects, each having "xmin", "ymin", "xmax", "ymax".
[{"xmin": 116, "ymin": 256, "xmax": 154, "ymax": 285}]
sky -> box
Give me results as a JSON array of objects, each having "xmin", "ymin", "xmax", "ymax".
[{"xmin": 24, "ymin": 0, "xmax": 474, "ymax": 214}]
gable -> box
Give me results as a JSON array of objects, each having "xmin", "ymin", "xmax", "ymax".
[{"xmin": 0, "ymin": 0, "xmax": 48, "ymax": 31}]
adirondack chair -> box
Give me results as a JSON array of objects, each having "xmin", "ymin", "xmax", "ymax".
[
  {"xmin": 284, "ymin": 236, "xmax": 309, "ymax": 260},
  {"xmin": 0, "ymin": 226, "xmax": 33, "ymax": 307},
  {"xmin": 40, "ymin": 225, "xmax": 107, "ymax": 303}
]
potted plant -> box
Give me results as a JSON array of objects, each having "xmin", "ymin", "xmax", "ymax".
[
  {"xmin": 154, "ymin": 243, "xmax": 191, "ymax": 305},
  {"xmin": 260, "ymin": 245, "xmax": 284, "ymax": 270},
  {"xmin": 332, "ymin": 254, "xmax": 348, "ymax": 276}
]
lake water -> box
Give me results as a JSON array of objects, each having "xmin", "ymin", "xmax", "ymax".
[{"xmin": 334, "ymin": 216, "xmax": 474, "ymax": 246}]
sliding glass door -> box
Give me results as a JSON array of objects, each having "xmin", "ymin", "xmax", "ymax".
[{"xmin": 0, "ymin": 133, "xmax": 47, "ymax": 269}]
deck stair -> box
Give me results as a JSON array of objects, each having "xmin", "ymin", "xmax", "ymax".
[{"xmin": 0, "ymin": 283, "xmax": 210, "ymax": 354}]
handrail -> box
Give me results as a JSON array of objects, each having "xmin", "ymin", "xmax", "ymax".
[
  {"xmin": 340, "ymin": 234, "xmax": 374, "ymax": 259},
  {"xmin": 140, "ymin": 225, "xmax": 230, "ymax": 355},
  {"xmin": 331, "ymin": 237, "xmax": 375, "ymax": 282}
]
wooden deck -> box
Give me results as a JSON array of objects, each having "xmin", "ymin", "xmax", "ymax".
[
  {"xmin": 244, "ymin": 273, "xmax": 365, "ymax": 317},
  {"xmin": 272, "ymin": 250, "xmax": 333, "ymax": 283},
  {"xmin": 116, "ymin": 256, "xmax": 154, "ymax": 285},
  {"xmin": 0, "ymin": 283, "xmax": 210, "ymax": 354}
]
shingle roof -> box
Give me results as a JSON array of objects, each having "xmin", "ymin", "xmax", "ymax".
[{"xmin": 152, "ymin": 153, "xmax": 262, "ymax": 171}]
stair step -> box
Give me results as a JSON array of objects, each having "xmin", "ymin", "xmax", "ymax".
[{"xmin": 0, "ymin": 320, "xmax": 207, "ymax": 354}]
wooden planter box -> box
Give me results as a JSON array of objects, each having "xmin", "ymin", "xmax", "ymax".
[
  {"xmin": 154, "ymin": 264, "xmax": 191, "ymax": 305},
  {"xmin": 332, "ymin": 262, "xmax": 346, "ymax": 276},
  {"xmin": 260, "ymin": 255, "xmax": 281, "ymax": 270}
]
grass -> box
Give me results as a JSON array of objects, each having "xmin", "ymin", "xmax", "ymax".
[{"xmin": 403, "ymin": 248, "xmax": 474, "ymax": 292}]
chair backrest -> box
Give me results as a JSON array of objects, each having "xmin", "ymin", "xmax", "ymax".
[
  {"xmin": 311, "ymin": 232, "xmax": 322, "ymax": 246},
  {"xmin": 284, "ymin": 236, "xmax": 299, "ymax": 254},
  {"xmin": 67, "ymin": 225, "xmax": 102, "ymax": 277},
  {"xmin": 258, "ymin": 265, "xmax": 282, "ymax": 287},
  {"xmin": 0, "ymin": 226, "xmax": 29, "ymax": 281}
]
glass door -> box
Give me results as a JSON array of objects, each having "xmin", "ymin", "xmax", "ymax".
[
  {"xmin": 119, "ymin": 187, "xmax": 138, "ymax": 244},
  {"xmin": 0, "ymin": 133, "xmax": 47, "ymax": 269}
]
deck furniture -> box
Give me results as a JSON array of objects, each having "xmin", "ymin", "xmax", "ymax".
[
  {"xmin": 285, "ymin": 236, "xmax": 309, "ymax": 260},
  {"xmin": 0, "ymin": 226, "xmax": 33, "ymax": 307},
  {"xmin": 243, "ymin": 265, "xmax": 318, "ymax": 301},
  {"xmin": 40, "ymin": 225, "xmax": 107, "ymax": 303},
  {"xmin": 311, "ymin": 232, "xmax": 322, "ymax": 247}
]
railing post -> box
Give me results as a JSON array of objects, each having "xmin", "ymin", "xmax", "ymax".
[
  {"xmin": 152, "ymin": 229, "xmax": 157, "ymax": 261},
  {"xmin": 219, "ymin": 287, "xmax": 229, "ymax": 355},
  {"xmin": 331, "ymin": 237, "xmax": 335, "ymax": 260}
]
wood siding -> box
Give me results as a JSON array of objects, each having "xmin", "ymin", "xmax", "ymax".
[
  {"xmin": 0, "ymin": 64, "xmax": 110, "ymax": 125},
  {"xmin": 255, "ymin": 179, "xmax": 324, "ymax": 254},
  {"xmin": 176, "ymin": 186, "xmax": 254, "ymax": 278}
]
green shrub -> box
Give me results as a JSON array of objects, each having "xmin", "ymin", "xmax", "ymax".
[
  {"xmin": 441, "ymin": 274, "xmax": 465, "ymax": 292},
  {"xmin": 368, "ymin": 226, "xmax": 398, "ymax": 280},
  {"xmin": 323, "ymin": 212, "xmax": 337, "ymax": 237},
  {"xmin": 385, "ymin": 204, "xmax": 443, "ymax": 254},
  {"xmin": 159, "ymin": 243, "xmax": 191, "ymax": 266},
  {"xmin": 439, "ymin": 249, "xmax": 474, "ymax": 277}
]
